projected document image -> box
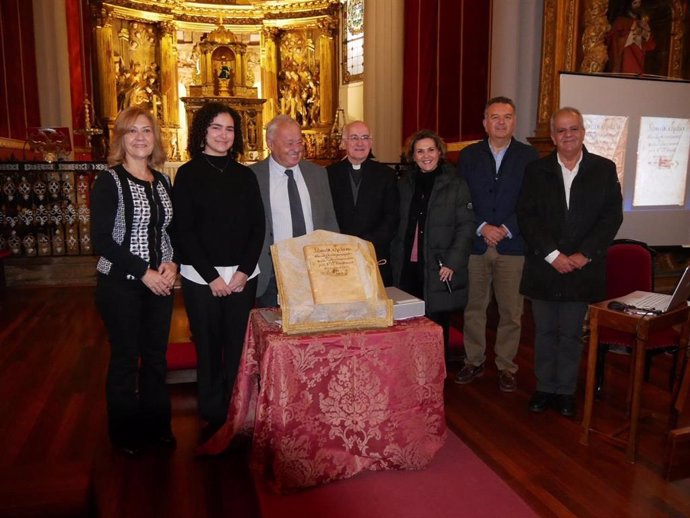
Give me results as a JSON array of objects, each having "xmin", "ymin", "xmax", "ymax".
[
  {"xmin": 633, "ymin": 117, "xmax": 690, "ymax": 207},
  {"xmin": 583, "ymin": 115, "xmax": 629, "ymax": 182}
]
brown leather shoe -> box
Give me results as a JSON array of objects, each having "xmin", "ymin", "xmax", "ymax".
[{"xmin": 498, "ymin": 370, "xmax": 517, "ymax": 392}]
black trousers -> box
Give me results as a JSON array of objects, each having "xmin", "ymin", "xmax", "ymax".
[
  {"xmin": 181, "ymin": 276, "xmax": 257, "ymax": 425},
  {"xmin": 531, "ymin": 299, "xmax": 588, "ymax": 395},
  {"xmin": 96, "ymin": 274, "xmax": 173, "ymax": 447}
]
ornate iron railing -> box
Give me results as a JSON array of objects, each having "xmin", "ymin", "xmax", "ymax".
[{"xmin": 0, "ymin": 162, "xmax": 107, "ymax": 257}]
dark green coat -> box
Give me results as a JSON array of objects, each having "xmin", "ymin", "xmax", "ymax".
[{"xmin": 391, "ymin": 162, "xmax": 474, "ymax": 313}]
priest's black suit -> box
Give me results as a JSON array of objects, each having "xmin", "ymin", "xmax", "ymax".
[{"xmin": 327, "ymin": 158, "xmax": 399, "ymax": 286}]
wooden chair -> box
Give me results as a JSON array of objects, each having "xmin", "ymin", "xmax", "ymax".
[{"xmin": 596, "ymin": 239, "xmax": 681, "ymax": 397}]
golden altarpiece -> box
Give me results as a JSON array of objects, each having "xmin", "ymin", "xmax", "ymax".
[{"xmin": 88, "ymin": 0, "xmax": 340, "ymax": 162}]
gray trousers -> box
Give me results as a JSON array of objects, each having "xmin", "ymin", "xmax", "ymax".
[{"xmin": 531, "ymin": 299, "xmax": 588, "ymax": 395}]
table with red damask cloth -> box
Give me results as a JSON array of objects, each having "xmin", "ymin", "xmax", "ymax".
[{"xmin": 197, "ymin": 308, "xmax": 447, "ymax": 493}]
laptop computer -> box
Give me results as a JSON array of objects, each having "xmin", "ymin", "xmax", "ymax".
[{"xmin": 615, "ymin": 266, "xmax": 690, "ymax": 314}]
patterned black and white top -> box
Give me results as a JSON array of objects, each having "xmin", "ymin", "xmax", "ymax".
[{"xmin": 91, "ymin": 164, "xmax": 174, "ymax": 280}]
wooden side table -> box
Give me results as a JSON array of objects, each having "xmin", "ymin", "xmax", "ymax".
[{"xmin": 580, "ymin": 300, "xmax": 690, "ymax": 462}]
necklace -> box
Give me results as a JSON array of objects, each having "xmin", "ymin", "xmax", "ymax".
[{"xmin": 202, "ymin": 154, "xmax": 232, "ymax": 173}]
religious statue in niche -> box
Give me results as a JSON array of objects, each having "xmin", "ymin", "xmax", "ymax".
[
  {"xmin": 247, "ymin": 117, "xmax": 258, "ymax": 149},
  {"xmin": 126, "ymin": 22, "xmax": 155, "ymax": 51},
  {"xmin": 115, "ymin": 59, "xmax": 163, "ymax": 118},
  {"xmin": 278, "ymin": 32, "xmax": 321, "ymax": 128},
  {"xmin": 216, "ymin": 60, "xmax": 233, "ymax": 95},
  {"xmin": 113, "ymin": 20, "xmax": 163, "ymax": 118},
  {"xmin": 607, "ymin": 0, "xmax": 656, "ymax": 74},
  {"xmin": 218, "ymin": 63, "xmax": 232, "ymax": 80}
]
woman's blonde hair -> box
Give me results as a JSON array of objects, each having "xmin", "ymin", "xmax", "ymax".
[{"xmin": 107, "ymin": 106, "xmax": 166, "ymax": 170}]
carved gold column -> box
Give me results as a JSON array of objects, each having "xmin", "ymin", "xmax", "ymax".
[
  {"xmin": 157, "ymin": 21, "xmax": 179, "ymax": 125},
  {"xmin": 579, "ymin": 0, "xmax": 609, "ymax": 74},
  {"xmin": 199, "ymin": 44, "xmax": 214, "ymax": 95},
  {"xmin": 261, "ymin": 27, "xmax": 280, "ymax": 125},
  {"xmin": 91, "ymin": 3, "xmax": 117, "ymax": 131},
  {"xmin": 530, "ymin": 0, "xmax": 581, "ymax": 153},
  {"xmin": 236, "ymin": 49, "xmax": 245, "ymax": 88},
  {"xmin": 318, "ymin": 20, "xmax": 337, "ymax": 125},
  {"xmin": 668, "ymin": 0, "xmax": 685, "ymax": 78}
]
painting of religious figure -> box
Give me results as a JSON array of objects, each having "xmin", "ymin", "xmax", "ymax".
[{"xmin": 604, "ymin": 0, "xmax": 685, "ymax": 77}]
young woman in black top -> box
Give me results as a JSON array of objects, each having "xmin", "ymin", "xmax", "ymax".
[
  {"xmin": 173, "ymin": 102, "xmax": 265, "ymax": 431},
  {"xmin": 92, "ymin": 106, "xmax": 176, "ymax": 455}
]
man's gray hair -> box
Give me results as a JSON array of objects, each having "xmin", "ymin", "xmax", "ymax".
[
  {"xmin": 550, "ymin": 107, "xmax": 584, "ymax": 134},
  {"xmin": 266, "ymin": 114, "xmax": 299, "ymax": 142}
]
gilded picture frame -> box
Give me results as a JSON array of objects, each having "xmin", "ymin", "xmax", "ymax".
[{"xmin": 580, "ymin": 0, "xmax": 688, "ymax": 78}]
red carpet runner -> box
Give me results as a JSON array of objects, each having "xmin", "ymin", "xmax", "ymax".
[{"xmin": 255, "ymin": 431, "xmax": 537, "ymax": 518}]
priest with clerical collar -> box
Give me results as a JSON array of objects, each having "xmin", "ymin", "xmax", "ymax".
[{"xmin": 327, "ymin": 121, "xmax": 399, "ymax": 286}]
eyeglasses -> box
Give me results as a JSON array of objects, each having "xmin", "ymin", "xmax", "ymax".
[{"xmin": 344, "ymin": 135, "xmax": 372, "ymax": 142}]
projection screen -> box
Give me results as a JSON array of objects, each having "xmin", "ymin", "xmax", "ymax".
[{"xmin": 560, "ymin": 72, "xmax": 690, "ymax": 246}]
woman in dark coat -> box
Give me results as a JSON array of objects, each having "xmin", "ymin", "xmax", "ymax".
[
  {"xmin": 92, "ymin": 106, "xmax": 176, "ymax": 455},
  {"xmin": 173, "ymin": 102, "xmax": 265, "ymax": 431},
  {"xmin": 391, "ymin": 129, "xmax": 474, "ymax": 351}
]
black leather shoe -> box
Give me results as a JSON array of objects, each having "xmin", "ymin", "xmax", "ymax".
[
  {"xmin": 557, "ymin": 395, "xmax": 576, "ymax": 418},
  {"xmin": 113, "ymin": 443, "xmax": 142, "ymax": 457},
  {"xmin": 528, "ymin": 391, "xmax": 552, "ymax": 413}
]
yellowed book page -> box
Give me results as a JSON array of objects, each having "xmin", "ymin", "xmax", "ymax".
[
  {"xmin": 303, "ymin": 243, "xmax": 367, "ymax": 304},
  {"xmin": 634, "ymin": 117, "xmax": 690, "ymax": 207},
  {"xmin": 583, "ymin": 114, "xmax": 628, "ymax": 184}
]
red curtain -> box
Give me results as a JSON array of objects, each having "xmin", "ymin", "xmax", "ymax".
[
  {"xmin": 0, "ymin": 0, "xmax": 40, "ymax": 142},
  {"xmin": 65, "ymin": 0, "xmax": 93, "ymax": 155},
  {"xmin": 402, "ymin": 0, "xmax": 491, "ymax": 145}
]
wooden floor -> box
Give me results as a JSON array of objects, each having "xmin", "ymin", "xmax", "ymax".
[{"xmin": 1, "ymin": 286, "xmax": 690, "ymax": 517}]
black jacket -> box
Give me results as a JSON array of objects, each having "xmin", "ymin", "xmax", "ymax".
[
  {"xmin": 327, "ymin": 158, "xmax": 399, "ymax": 283},
  {"xmin": 91, "ymin": 165, "xmax": 174, "ymax": 280},
  {"xmin": 391, "ymin": 161, "xmax": 474, "ymax": 313},
  {"xmin": 517, "ymin": 148, "xmax": 623, "ymax": 302}
]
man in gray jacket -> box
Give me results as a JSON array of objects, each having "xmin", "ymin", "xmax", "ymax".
[{"xmin": 251, "ymin": 114, "xmax": 339, "ymax": 307}]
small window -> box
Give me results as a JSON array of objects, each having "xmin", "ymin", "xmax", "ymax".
[{"xmin": 342, "ymin": 0, "xmax": 364, "ymax": 84}]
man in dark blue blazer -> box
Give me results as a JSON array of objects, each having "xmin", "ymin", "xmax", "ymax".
[
  {"xmin": 456, "ymin": 97, "xmax": 539, "ymax": 392},
  {"xmin": 518, "ymin": 107, "xmax": 623, "ymax": 417},
  {"xmin": 327, "ymin": 121, "xmax": 399, "ymax": 285}
]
